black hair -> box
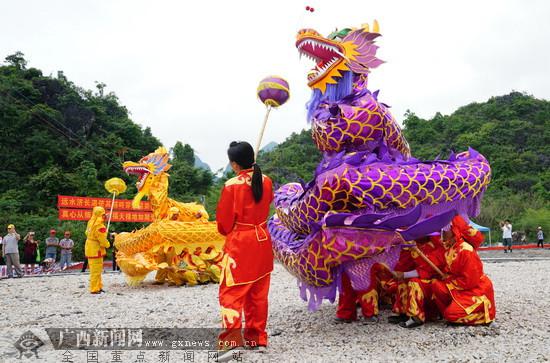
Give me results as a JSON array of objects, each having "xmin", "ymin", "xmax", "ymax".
[{"xmin": 227, "ymin": 141, "xmax": 263, "ymax": 203}]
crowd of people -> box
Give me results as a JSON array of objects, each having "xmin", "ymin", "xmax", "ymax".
[{"xmin": 0, "ymin": 226, "xmax": 76, "ymax": 278}]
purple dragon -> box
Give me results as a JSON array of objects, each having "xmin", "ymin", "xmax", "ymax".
[{"xmin": 268, "ymin": 22, "xmax": 491, "ymax": 310}]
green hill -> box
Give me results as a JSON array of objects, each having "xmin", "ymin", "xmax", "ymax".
[{"xmin": 0, "ymin": 53, "xmax": 212, "ymax": 260}]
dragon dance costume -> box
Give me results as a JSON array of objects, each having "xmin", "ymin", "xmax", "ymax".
[
  {"xmin": 267, "ymin": 20, "xmax": 495, "ymax": 322},
  {"xmin": 85, "ymin": 206, "xmax": 110, "ymax": 294},
  {"xmin": 432, "ymin": 215, "xmax": 496, "ymax": 325},
  {"xmin": 216, "ymin": 169, "xmax": 274, "ymax": 348},
  {"xmin": 115, "ymin": 147, "xmax": 225, "ymax": 286}
]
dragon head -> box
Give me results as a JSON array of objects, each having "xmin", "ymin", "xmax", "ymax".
[
  {"xmin": 296, "ymin": 21, "xmax": 384, "ymax": 93},
  {"xmin": 123, "ymin": 146, "xmax": 172, "ymax": 209}
]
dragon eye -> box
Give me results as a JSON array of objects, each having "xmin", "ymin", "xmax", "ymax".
[{"xmin": 328, "ymin": 28, "xmax": 352, "ymax": 40}]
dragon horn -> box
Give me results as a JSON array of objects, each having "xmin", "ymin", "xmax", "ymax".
[
  {"xmin": 361, "ymin": 23, "xmax": 370, "ymax": 32},
  {"xmin": 373, "ymin": 20, "xmax": 380, "ymax": 33}
]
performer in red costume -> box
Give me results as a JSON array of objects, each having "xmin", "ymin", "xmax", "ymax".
[
  {"xmin": 392, "ymin": 236, "xmax": 446, "ymax": 328},
  {"xmin": 384, "ymin": 248, "xmax": 415, "ymax": 322},
  {"xmin": 335, "ymin": 263, "xmax": 393, "ymax": 324},
  {"xmin": 432, "ymin": 215, "xmax": 496, "ymax": 325},
  {"xmin": 216, "ymin": 141, "xmax": 274, "ymax": 358}
]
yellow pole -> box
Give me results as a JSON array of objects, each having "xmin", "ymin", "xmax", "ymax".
[{"xmin": 255, "ymin": 105, "xmax": 272, "ymax": 159}]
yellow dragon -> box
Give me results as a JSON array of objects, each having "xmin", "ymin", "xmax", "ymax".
[{"xmin": 114, "ymin": 147, "xmax": 225, "ymax": 286}]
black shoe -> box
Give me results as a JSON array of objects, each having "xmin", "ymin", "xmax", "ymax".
[
  {"xmin": 445, "ymin": 321, "xmax": 462, "ymax": 327},
  {"xmin": 362, "ymin": 316, "xmax": 379, "ymax": 324},
  {"xmin": 99, "ymin": 289, "xmax": 106, "ymax": 293},
  {"xmin": 399, "ymin": 317, "xmax": 424, "ymax": 329},
  {"xmin": 91, "ymin": 291, "xmax": 101, "ymax": 294},
  {"xmin": 388, "ymin": 314, "xmax": 408, "ymax": 324},
  {"xmin": 334, "ymin": 317, "xmax": 354, "ymax": 324}
]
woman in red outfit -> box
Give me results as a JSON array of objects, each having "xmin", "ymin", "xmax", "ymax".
[{"xmin": 216, "ymin": 141, "xmax": 274, "ymax": 356}]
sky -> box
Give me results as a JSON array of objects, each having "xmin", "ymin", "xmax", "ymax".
[{"xmin": 1, "ymin": 0, "xmax": 549, "ymax": 171}]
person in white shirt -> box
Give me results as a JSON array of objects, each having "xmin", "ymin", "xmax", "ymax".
[
  {"xmin": 3, "ymin": 224, "xmax": 23, "ymax": 277},
  {"xmin": 500, "ymin": 220, "xmax": 513, "ymax": 253}
]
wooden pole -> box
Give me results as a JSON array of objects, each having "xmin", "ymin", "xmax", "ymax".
[
  {"xmin": 106, "ymin": 192, "xmax": 116, "ymax": 231},
  {"xmin": 255, "ymin": 105, "xmax": 272, "ymax": 159}
]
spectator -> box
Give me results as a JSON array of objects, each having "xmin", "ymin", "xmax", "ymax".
[
  {"xmin": 23, "ymin": 231, "xmax": 39, "ymax": 275},
  {"xmin": 2, "ymin": 224, "xmax": 24, "ymax": 278},
  {"xmin": 537, "ymin": 227, "xmax": 544, "ymax": 248},
  {"xmin": 45, "ymin": 229, "xmax": 59, "ymax": 261},
  {"xmin": 59, "ymin": 231, "xmax": 74, "ymax": 270},
  {"xmin": 500, "ymin": 220, "xmax": 513, "ymax": 253}
]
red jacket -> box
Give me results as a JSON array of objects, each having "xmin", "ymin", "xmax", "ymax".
[
  {"xmin": 394, "ymin": 237, "xmax": 445, "ymax": 279},
  {"xmin": 442, "ymin": 241, "xmax": 496, "ymax": 323},
  {"xmin": 216, "ymin": 169, "xmax": 274, "ymax": 286},
  {"xmin": 413, "ymin": 238, "xmax": 446, "ymax": 280}
]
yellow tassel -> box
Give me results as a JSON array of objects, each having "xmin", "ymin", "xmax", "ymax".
[{"xmin": 125, "ymin": 274, "xmax": 147, "ymax": 286}]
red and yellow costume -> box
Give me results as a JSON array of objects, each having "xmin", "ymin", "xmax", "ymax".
[
  {"xmin": 199, "ymin": 246, "xmax": 224, "ymax": 282},
  {"xmin": 432, "ymin": 216, "xmax": 496, "ymax": 325},
  {"xmin": 396, "ymin": 237, "xmax": 446, "ymax": 322},
  {"xmin": 336, "ymin": 264, "xmax": 394, "ymax": 320},
  {"xmin": 85, "ymin": 206, "xmax": 110, "ymax": 293},
  {"xmin": 216, "ymin": 169, "xmax": 274, "ymax": 348},
  {"xmin": 387, "ymin": 249, "xmax": 415, "ymax": 316}
]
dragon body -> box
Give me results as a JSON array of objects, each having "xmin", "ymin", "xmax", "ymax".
[
  {"xmin": 268, "ymin": 22, "xmax": 491, "ymax": 310},
  {"xmin": 115, "ymin": 147, "xmax": 224, "ymax": 285}
]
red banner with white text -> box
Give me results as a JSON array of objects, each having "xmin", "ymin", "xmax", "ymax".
[
  {"xmin": 57, "ymin": 195, "xmax": 153, "ymax": 222},
  {"xmin": 58, "ymin": 208, "xmax": 153, "ymax": 222},
  {"xmin": 57, "ymin": 195, "xmax": 151, "ymax": 211}
]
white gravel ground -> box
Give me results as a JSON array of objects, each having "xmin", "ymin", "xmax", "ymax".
[{"xmin": 1, "ymin": 254, "xmax": 550, "ymax": 363}]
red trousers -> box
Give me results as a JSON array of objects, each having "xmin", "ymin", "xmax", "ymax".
[
  {"xmin": 403, "ymin": 278, "xmax": 439, "ymax": 322},
  {"xmin": 218, "ymin": 274, "xmax": 270, "ymax": 349},
  {"xmin": 382, "ymin": 279, "xmax": 407, "ymax": 315},
  {"xmin": 336, "ymin": 272, "xmax": 378, "ymax": 320},
  {"xmin": 432, "ymin": 280, "xmax": 495, "ymax": 325}
]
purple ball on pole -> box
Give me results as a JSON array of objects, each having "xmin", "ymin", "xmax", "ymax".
[{"xmin": 257, "ymin": 76, "xmax": 290, "ymax": 108}]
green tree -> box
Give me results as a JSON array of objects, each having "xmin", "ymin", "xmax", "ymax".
[
  {"xmin": 0, "ymin": 53, "xmax": 161, "ymax": 237},
  {"xmin": 5, "ymin": 51, "xmax": 27, "ymax": 70}
]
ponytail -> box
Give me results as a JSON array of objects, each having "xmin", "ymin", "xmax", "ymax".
[
  {"xmin": 251, "ymin": 163, "xmax": 263, "ymax": 203},
  {"xmin": 227, "ymin": 141, "xmax": 264, "ymax": 203}
]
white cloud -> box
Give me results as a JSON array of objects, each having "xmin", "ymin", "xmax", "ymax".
[{"xmin": 1, "ymin": 0, "xmax": 548, "ymax": 170}]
